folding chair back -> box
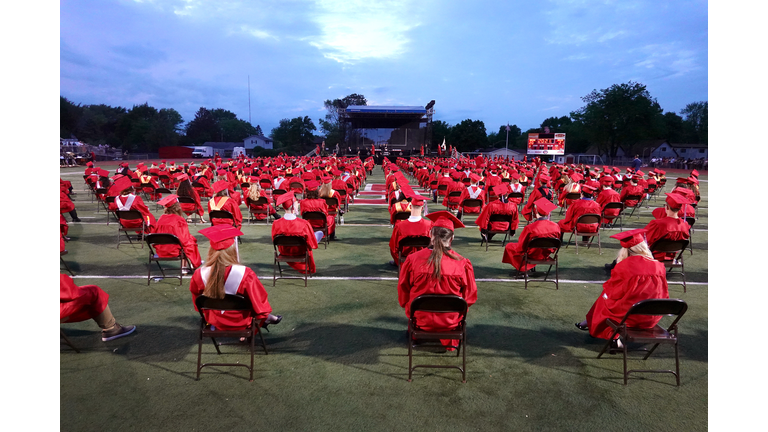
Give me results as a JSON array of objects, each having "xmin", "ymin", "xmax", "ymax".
[
  {"xmin": 482, "ymin": 213, "xmax": 515, "ymax": 251},
  {"xmin": 302, "ymin": 211, "xmax": 329, "ymax": 249},
  {"xmin": 597, "ymin": 298, "xmax": 688, "ymax": 385},
  {"xmin": 323, "ymin": 196, "xmax": 340, "ymax": 222},
  {"xmin": 209, "ymin": 210, "xmax": 236, "ymax": 226},
  {"xmin": 272, "ymin": 235, "xmax": 310, "ymax": 286},
  {"xmin": 397, "ymin": 235, "xmax": 431, "ymax": 268},
  {"xmin": 602, "ymin": 202, "xmax": 625, "ymax": 230},
  {"xmin": 445, "ymin": 191, "xmax": 462, "ymax": 208},
  {"xmin": 565, "ymin": 213, "xmax": 602, "ymax": 254},
  {"xmin": 623, "ymin": 194, "xmax": 644, "ymax": 217},
  {"xmin": 177, "ymin": 196, "xmax": 202, "ymax": 224},
  {"xmin": 247, "ymin": 196, "xmax": 271, "ymax": 224},
  {"xmin": 145, "ymin": 233, "xmax": 186, "ymax": 285},
  {"xmin": 437, "ymin": 184, "xmax": 448, "ymax": 196},
  {"xmin": 559, "ymin": 192, "xmax": 581, "ymax": 215},
  {"xmin": 649, "ymin": 239, "xmax": 689, "ymax": 292},
  {"xmin": 115, "ymin": 210, "xmax": 146, "ymax": 248},
  {"xmin": 407, "ymin": 294, "xmax": 468, "ymax": 383},
  {"xmin": 522, "ymin": 237, "xmax": 561, "ymax": 289},
  {"xmin": 459, "ymin": 198, "xmax": 484, "ymax": 223},
  {"xmin": 195, "ymin": 294, "xmax": 268, "ymax": 382}
]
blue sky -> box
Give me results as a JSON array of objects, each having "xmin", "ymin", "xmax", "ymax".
[{"xmin": 60, "ymin": 0, "xmax": 708, "ymax": 135}]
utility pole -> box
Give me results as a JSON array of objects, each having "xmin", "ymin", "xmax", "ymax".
[{"xmin": 248, "ymin": 75, "xmax": 251, "ymax": 125}]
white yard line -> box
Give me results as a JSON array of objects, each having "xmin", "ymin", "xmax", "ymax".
[{"xmin": 69, "ymin": 274, "xmax": 709, "ymax": 285}]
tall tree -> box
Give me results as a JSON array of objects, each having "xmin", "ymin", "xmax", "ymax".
[
  {"xmin": 680, "ymin": 101, "xmax": 708, "ymax": 144},
  {"xmin": 451, "ymin": 119, "xmax": 487, "ymax": 152},
  {"xmin": 270, "ymin": 116, "xmax": 317, "ymax": 155},
  {"xmin": 60, "ymin": 96, "xmax": 84, "ymax": 139},
  {"xmin": 185, "ymin": 107, "xmax": 220, "ymax": 145},
  {"xmin": 319, "ymin": 93, "xmax": 367, "ymax": 146},
  {"xmin": 540, "ymin": 116, "xmax": 572, "ymax": 131},
  {"xmin": 431, "ymin": 120, "xmax": 452, "ymax": 150},
  {"xmin": 570, "ymin": 81, "xmax": 664, "ymax": 158},
  {"xmin": 254, "ymin": 124, "xmax": 264, "ymax": 136}
]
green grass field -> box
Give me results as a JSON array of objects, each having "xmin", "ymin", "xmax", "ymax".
[{"xmin": 60, "ymin": 164, "xmax": 708, "ymax": 431}]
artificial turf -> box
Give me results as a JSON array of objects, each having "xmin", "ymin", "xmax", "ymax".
[{"xmin": 60, "ymin": 163, "xmax": 708, "ymax": 431}]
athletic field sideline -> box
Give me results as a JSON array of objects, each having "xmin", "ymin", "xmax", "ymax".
[{"xmin": 60, "ymin": 162, "xmax": 707, "ymax": 431}]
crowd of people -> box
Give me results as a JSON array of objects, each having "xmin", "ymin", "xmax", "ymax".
[{"xmin": 62, "ymin": 152, "xmax": 701, "ymax": 357}]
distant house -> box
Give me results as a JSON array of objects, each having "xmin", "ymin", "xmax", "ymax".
[
  {"xmin": 243, "ymin": 135, "xmax": 273, "ymax": 150},
  {"xmin": 650, "ymin": 142, "xmax": 708, "ymax": 159}
]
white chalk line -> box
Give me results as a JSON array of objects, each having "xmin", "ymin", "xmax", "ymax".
[{"xmin": 67, "ymin": 274, "xmax": 708, "ymax": 286}]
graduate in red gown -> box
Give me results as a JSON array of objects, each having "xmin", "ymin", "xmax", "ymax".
[
  {"xmin": 502, "ymin": 198, "xmax": 561, "ymax": 274},
  {"xmin": 596, "ymin": 175, "xmax": 621, "ymax": 225},
  {"xmin": 389, "ymin": 193, "xmax": 433, "ymax": 266},
  {"xmin": 108, "ymin": 176, "xmax": 156, "ymax": 235},
  {"xmin": 521, "ymin": 175, "xmax": 554, "ymax": 221},
  {"xmin": 153, "ymin": 195, "xmax": 203, "ymax": 272},
  {"xmin": 61, "ymin": 274, "xmax": 136, "ymax": 341},
  {"xmin": 619, "ymin": 175, "xmax": 645, "ymax": 208},
  {"xmin": 271, "ymin": 193, "xmax": 319, "ymax": 274},
  {"xmin": 397, "ymin": 212, "xmax": 477, "ymax": 347},
  {"xmin": 189, "ymin": 225, "xmax": 282, "ymax": 331},
  {"xmin": 576, "ymin": 229, "xmax": 669, "ymax": 347},
  {"xmin": 455, "ymin": 174, "xmax": 485, "ymax": 219},
  {"xmin": 475, "ymin": 184, "xmax": 519, "ymax": 242},
  {"xmin": 245, "ymin": 183, "xmax": 280, "ymax": 221},
  {"xmin": 644, "ymin": 193, "xmax": 691, "ymax": 261},
  {"xmin": 208, "ymin": 180, "xmax": 243, "ymax": 229},
  {"xmin": 557, "ymin": 184, "xmax": 601, "ymax": 240},
  {"xmin": 300, "ymin": 180, "xmax": 337, "ymax": 240}
]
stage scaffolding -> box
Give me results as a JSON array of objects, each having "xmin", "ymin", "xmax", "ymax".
[{"xmin": 339, "ymin": 103, "xmax": 434, "ymax": 156}]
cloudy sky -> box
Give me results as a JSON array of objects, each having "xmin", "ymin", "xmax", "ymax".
[{"xmin": 60, "ymin": 0, "xmax": 708, "ymax": 135}]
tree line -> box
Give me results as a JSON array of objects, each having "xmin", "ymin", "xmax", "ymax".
[{"xmin": 61, "ymin": 81, "xmax": 707, "ymax": 157}]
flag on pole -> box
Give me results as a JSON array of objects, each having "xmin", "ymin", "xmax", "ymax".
[{"xmin": 441, "ymin": 137, "xmax": 446, "ymax": 151}]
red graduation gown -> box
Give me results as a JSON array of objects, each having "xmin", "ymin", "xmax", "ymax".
[
  {"xmin": 60, "ymin": 274, "xmax": 109, "ymax": 322},
  {"xmin": 111, "ymin": 194, "xmax": 156, "ymax": 233},
  {"xmin": 389, "ymin": 217, "xmax": 433, "ymax": 263},
  {"xmin": 300, "ymin": 198, "xmax": 335, "ymax": 235},
  {"xmin": 271, "ymin": 216, "xmax": 319, "ymax": 274},
  {"xmin": 153, "ymin": 214, "xmax": 202, "ymax": 268},
  {"xmin": 475, "ymin": 199, "xmax": 518, "ymax": 232},
  {"xmin": 557, "ymin": 198, "xmax": 601, "ymax": 233},
  {"xmin": 208, "ymin": 196, "xmax": 243, "ymax": 229},
  {"xmin": 644, "ymin": 217, "xmax": 690, "ymax": 260},
  {"xmin": 585, "ymin": 256, "xmax": 669, "ymax": 339},
  {"xmin": 189, "ymin": 265, "xmax": 272, "ymax": 330},
  {"xmin": 597, "ymin": 188, "xmax": 621, "ymax": 223},
  {"xmin": 502, "ymin": 219, "xmax": 560, "ymax": 271},
  {"xmin": 397, "ymin": 247, "xmax": 478, "ymax": 344}
]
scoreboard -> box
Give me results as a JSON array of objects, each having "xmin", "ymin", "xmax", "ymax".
[{"xmin": 527, "ymin": 133, "xmax": 565, "ymax": 155}]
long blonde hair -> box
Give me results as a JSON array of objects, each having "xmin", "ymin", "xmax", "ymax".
[
  {"xmin": 427, "ymin": 227, "xmax": 461, "ymax": 280},
  {"xmin": 248, "ymin": 184, "xmax": 262, "ymax": 200},
  {"xmin": 203, "ymin": 244, "xmax": 240, "ymax": 299},
  {"xmin": 616, "ymin": 241, "xmax": 655, "ymax": 264},
  {"xmin": 319, "ymin": 182, "xmax": 334, "ymax": 198}
]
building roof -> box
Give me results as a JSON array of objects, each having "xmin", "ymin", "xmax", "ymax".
[
  {"xmin": 244, "ymin": 135, "xmax": 273, "ymax": 141},
  {"xmin": 667, "ymin": 142, "xmax": 707, "ymax": 148},
  {"xmin": 346, "ymin": 105, "xmax": 426, "ymax": 114}
]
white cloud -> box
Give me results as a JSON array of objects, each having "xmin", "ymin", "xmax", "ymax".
[
  {"xmin": 239, "ymin": 25, "xmax": 278, "ymax": 41},
  {"xmin": 308, "ymin": 0, "xmax": 421, "ymax": 63}
]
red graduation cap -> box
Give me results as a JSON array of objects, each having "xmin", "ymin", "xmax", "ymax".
[
  {"xmin": 212, "ymin": 180, "xmax": 229, "ymax": 194},
  {"xmin": 581, "ymin": 184, "xmax": 597, "ymax": 195},
  {"xmin": 691, "ymin": 169, "xmax": 699, "ymax": 177},
  {"xmin": 305, "ymin": 180, "xmax": 320, "ymax": 189},
  {"xmin": 599, "ymin": 176, "xmax": 614, "ymax": 186},
  {"xmin": 276, "ymin": 192, "xmax": 296, "ymax": 209},
  {"xmin": 425, "ymin": 211, "xmax": 465, "ymax": 231},
  {"xmin": 199, "ymin": 225, "xmax": 243, "ymax": 251},
  {"xmin": 610, "ymin": 228, "xmax": 647, "ymax": 249},
  {"xmin": 665, "ymin": 192, "xmax": 691, "ymax": 209},
  {"xmin": 469, "ymin": 173, "xmax": 481, "ymax": 183},
  {"xmin": 533, "ymin": 198, "xmax": 557, "ymax": 215},
  {"xmin": 174, "ymin": 172, "xmax": 189, "ymax": 182},
  {"xmin": 109, "ymin": 176, "xmax": 133, "ymax": 196},
  {"xmin": 493, "ymin": 184, "xmax": 510, "ymax": 196},
  {"xmin": 157, "ymin": 194, "xmax": 179, "ymax": 208},
  {"xmin": 97, "ymin": 168, "xmax": 110, "ymax": 178}
]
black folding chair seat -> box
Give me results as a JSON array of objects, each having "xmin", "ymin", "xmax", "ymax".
[
  {"xmin": 407, "ymin": 294, "xmax": 468, "ymax": 383},
  {"xmin": 145, "ymin": 233, "xmax": 187, "ymax": 285},
  {"xmin": 521, "ymin": 237, "xmax": 561, "ymax": 290},
  {"xmin": 273, "ymin": 235, "xmax": 310, "ymax": 286},
  {"xmin": 195, "ymin": 295, "xmax": 269, "ymax": 382},
  {"xmin": 597, "ymin": 299, "xmax": 688, "ymax": 386}
]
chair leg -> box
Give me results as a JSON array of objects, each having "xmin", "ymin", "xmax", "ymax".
[
  {"xmin": 622, "ymin": 338, "xmax": 629, "ymax": 385},
  {"xmin": 408, "ymin": 327, "xmax": 414, "ymax": 382},
  {"xmin": 197, "ymin": 327, "xmax": 204, "ymax": 380},
  {"xmin": 61, "ymin": 329, "xmax": 81, "ymax": 353}
]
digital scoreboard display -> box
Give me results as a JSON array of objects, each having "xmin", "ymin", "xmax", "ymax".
[{"xmin": 527, "ymin": 133, "xmax": 565, "ymax": 155}]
